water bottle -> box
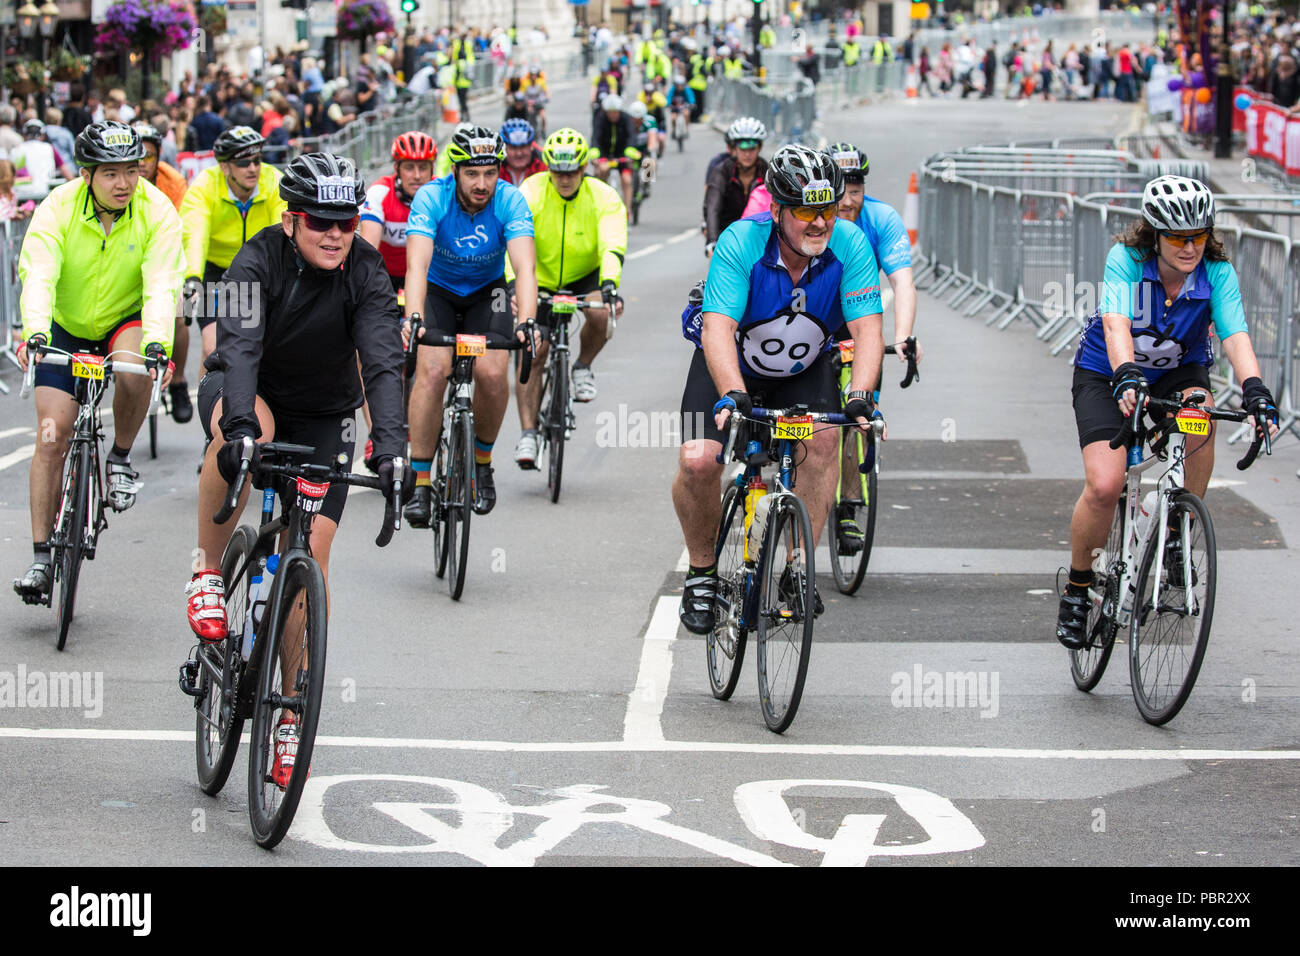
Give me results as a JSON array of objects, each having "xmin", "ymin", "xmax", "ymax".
[
  {"xmin": 1135, "ymin": 491, "xmax": 1158, "ymax": 546},
  {"xmin": 242, "ymin": 555, "xmax": 278, "ymax": 660},
  {"xmin": 747, "ymin": 489, "xmax": 774, "ymax": 557}
]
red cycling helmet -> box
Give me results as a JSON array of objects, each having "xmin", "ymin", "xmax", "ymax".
[{"xmin": 392, "ymin": 131, "xmax": 436, "ymax": 162}]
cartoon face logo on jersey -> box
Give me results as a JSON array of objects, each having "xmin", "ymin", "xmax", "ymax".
[
  {"xmin": 1131, "ymin": 325, "xmax": 1189, "ymax": 370},
  {"xmin": 737, "ymin": 311, "xmax": 830, "ymax": 378}
]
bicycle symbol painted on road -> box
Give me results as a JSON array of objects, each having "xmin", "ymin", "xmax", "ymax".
[{"xmin": 292, "ymin": 775, "xmax": 985, "ymax": 866}]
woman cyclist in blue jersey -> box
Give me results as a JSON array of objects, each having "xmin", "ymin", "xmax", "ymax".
[{"xmin": 1056, "ymin": 176, "xmax": 1279, "ymax": 648}]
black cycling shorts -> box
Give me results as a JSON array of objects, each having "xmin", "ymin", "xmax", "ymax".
[
  {"xmin": 197, "ymin": 370, "xmax": 355, "ymax": 524},
  {"xmin": 1072, "ymin": 364, "xmax": 1213, "ymax": 449},
  {"xmin": 679, "ymin": 346, "xmax": 841, "ymax": 445},
  {"xmin": 421, "ymin": 277, "xmax": 513, "ymax": 344},
  {"xmin": 33, "ymin": 313, "xmax": 142, "ymax": 397},
  {"xmin": 536, "ymin": 270, "xmax": 600, "ymax": 330},
  {"xmin": 194, "ymin": 261, "xmax": 229, "ymax": 331}
]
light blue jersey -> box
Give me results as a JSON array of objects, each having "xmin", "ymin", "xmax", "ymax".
[{"xmin": 855, "ymin": 194, "xmax": 912, "ymax": 276}]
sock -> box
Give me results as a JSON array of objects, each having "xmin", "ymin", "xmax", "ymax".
[
  {"xmin": 474, "ymin": 438, "xmax": 493, "ymax": 466},
  {"xmin": 109, "ymin": 445, "xmax": 131, "ymax": 462},
  {"xmin": 688, "ymin": 563, "xmax": 717, "ymax": 578},
  {"xmin": 412, "ymin": 458, "xmax": 432, "ymax": 489},
  {"xmin": 521, "ymin": 427, "xmax": 538, "ymax": 436},
  {"xmin": 573, "ymin": 361, "xmax": 590, "ymax": 370},
  {"xmin": 1066, "ymin": 568, "xmax": 1094, "ymax": 597},
  {"xmin": 33, "ymin": 541, "xmax": 51, "ymax": 566}
]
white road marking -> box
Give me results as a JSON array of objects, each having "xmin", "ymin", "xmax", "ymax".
[
  {"xmin": 0, "ymin": 444, "xmax": 35, "ymax": 472},
  {"xmin": 622, "ymin": 595, "xmax": 681, "ymax": 743},
  {"xmin": 0, "ymin": 426, "xmax": 34, "ymax": 440},
  {"xmin": 666, "ymin": 227, "xmax": 699, "ymax": 245},
  {"xmin": 2, "ymin": 728, "xmax": 1297, "ymax": 761},
  {"xmin": 627, "ymin": 243, "xmax": 664, "ymax": 261},
  {"xmin": 674, "ymin": 546, "xmax": 690, "ymax": 572}
]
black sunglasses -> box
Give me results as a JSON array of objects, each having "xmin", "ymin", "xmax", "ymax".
[{"xmin": 229, "ymin": 156, "xmax": 262, "ymax": 169}]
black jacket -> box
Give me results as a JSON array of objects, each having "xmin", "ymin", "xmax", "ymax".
[
  {"xmin": 704, "ymin": 155, "xmax": 769, "ymax": 245},
  {"xmin": 205, "ymin": 227, "xmax": 406, "ymax": 462},
  {"xmin": 592, "ymin": 111, "xmax": 637, "ymax": 162}
]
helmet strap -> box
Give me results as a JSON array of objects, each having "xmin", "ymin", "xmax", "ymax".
[{"xmin": 86, "ymin": 169, "xmax": 128, "ymax": 222}]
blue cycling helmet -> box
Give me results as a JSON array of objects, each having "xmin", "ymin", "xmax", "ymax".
[{"xmin": 500, "ymin": 118, "xmax": 536, "ymax": 147}]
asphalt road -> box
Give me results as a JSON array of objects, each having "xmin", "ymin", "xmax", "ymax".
[{"xmin": 0, "ymin": 77, "xmax": 1297, "ymax": 869}]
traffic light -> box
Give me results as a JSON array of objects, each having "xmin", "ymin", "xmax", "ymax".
[{"xmin": 401, "ymin": 0, "xmax": 420, "ymax": 12}]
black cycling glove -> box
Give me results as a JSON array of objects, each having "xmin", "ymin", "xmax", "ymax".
[
  {"xmin": 1241, "ymin": 376, "xmax": 1278, "ymax": 427},
  {"xmin": 712, "ymin": 389, "xmax": 752, "ymax": 421},
  {"xmin": 376, "ymin": 457, "xmax": 416, "ymax": 506},
  {"xmin": 844, "ymin": 397, "xmax": 875, "ymax": 423},
  {"xmin": 1110, "ymin": 362, "xmax": 1147, "ymax": 401},
  {"xmin": 216, "ymin": 434, "xmax": 259, "ymax": 486}
]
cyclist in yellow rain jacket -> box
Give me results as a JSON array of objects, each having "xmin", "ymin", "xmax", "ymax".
[
  {"xmin": 179, "ymin": 126, "xmax": 286, "ymax": 365},
  {"xmin": 506, "ymin": 128, "xmax": 626, "ymax": 468},
  {"xmin": 13, "ymin": 121, "xmax": 183, "ymax": 603}
]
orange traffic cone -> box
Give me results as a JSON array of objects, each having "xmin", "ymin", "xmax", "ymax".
[
  {"xmin": 904, "ymin": 171, "xmax": 919, "ymax": 247},
  {"xmin": 906, "ymin": 66, "xmax": 918, "ymax": 98},
  {"xmin": 441, "ymin": 88, "xmax": 460, "ymax": 125}
]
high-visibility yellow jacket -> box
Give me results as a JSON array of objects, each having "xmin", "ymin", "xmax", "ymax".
[
  {"xmin": 505, "ymin": 171, "xmax": 626, "ymax": 290},
  {"xmin": 20, "ymin": 177, "xmax": 184, "ymax": 354},
  {"xmin": 179, "ymin": 162, "xmax": 285, "ymax": 280}
]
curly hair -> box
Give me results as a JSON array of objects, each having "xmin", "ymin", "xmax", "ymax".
[{"xmin": 1115, "ymin": 217, "xmax": 1227, "ymax": 263}]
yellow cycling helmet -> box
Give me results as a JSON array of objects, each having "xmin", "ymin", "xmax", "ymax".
[{"xmin": 542, "ymin": 128, "xmax": 589, "ymax": 172}]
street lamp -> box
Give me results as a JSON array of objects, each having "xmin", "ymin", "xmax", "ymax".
[
  {"xmin": 16, "ymin": 0, "xmax": 37, "ymax": 39},
  {"xmin": 37, "ymin": 0, "xmax": 56, "ymax": 37}
]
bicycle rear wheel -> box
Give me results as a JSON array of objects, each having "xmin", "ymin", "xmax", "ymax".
[
  {"xmin": 1070, "ymin": 497, "xmax": 1122, "ymax": 692},
  {"xmin": 1129, "ymin": 491, "xmax": 1216, "ymax": 726},
  {"xmin": 431, "ymin": 438, "xmax": 450, "ymax": 579},
  {"xmin": 248, "ymin": 557, "xmax": 327, "ymax": 849},
  {"xmin": 829, "ymin": 429, "xmax": 877, "ymax": 596},
  {"xmin": 756, "ymin": 496, "xmax": 816, "ymax": 733},
  {"xmin": 56, "ymin": 442, "xmax": 90, "ymax": 651},
  {"xmin": 196, "ymin": 525, "xmax": 254, "ymax": 795},
  {"xmin": 545, "ymin": 359, "xmax": 567, "ymax": 504},
  {"xmin": 707, "ymin": 485, "xmax": 748, "ymax": 700},
  {"xmin": 447, "ymin": 412, "xmax": 473, "ymax": 600}
]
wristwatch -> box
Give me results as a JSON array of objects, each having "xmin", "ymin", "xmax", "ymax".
[{"xmin": 847, "ymin": 390, "xmax": 872, "ymax": 402}]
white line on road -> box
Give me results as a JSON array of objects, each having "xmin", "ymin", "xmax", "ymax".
[
  {"xmin": 627, "ymin": 243, "xmax": 664, "ymax": 261},
  {"xmin": 2, "ymin": 727, "xmax": 1298, "ymax": 761},
  {"xmin": 666, "ymin": 227, "xmax": 699, "ymax": 245},
  {"xmin": 674, "ymin": 546, "xmax": 689, "ymax": 572},
  {"xmin": 0, "ymin": 444, "xmax": 35, "ymax": 472},
  {"xmin": 0, "ymin": 426, "xmax": 34, "ymax": 440},
  {"xmin": 622, "ymin": 595, "xmax": 681, "ymax": 743}
]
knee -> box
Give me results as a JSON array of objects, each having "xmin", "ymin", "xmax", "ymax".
[
  {"xmin": 678, "ymin": 442, "xmax": 722, "ymax": 485},
  {"xmin": 1083, "ymin": 468, "xmax": 1125, "ymax": 509},
  {"xmin": 414, "ymin": 359, "xmax": 448, "ymax": 393}
]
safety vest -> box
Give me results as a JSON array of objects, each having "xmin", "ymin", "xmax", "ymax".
[
  {"xmin": 759, "ymin": 26, "xmax": 776, "ymax": 49},
  {"xmin": 688, "ymin": 54, "xmax": 711, "ymax": 91},
  {"xmin": 871, "ymin": 40, "xmax": 892, "ymax": 64},
  {"xmin": 452, "ymin": 39, "xmax": 475, "ymax": 89},
  {"xmin": 842, "ymin": 40, "xmax": 860, "ymax": 67},
  {"xmin": 638, "ymin": 39, "xmax": 656, "ymax": 64},
  {"xmin": 724, "ymin": 56, "xmax": 745, "ymax": 78}
]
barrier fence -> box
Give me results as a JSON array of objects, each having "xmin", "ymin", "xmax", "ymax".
[{"xmin": 915, "ymin": 142, "xmax": 1299, "ymax": 445}]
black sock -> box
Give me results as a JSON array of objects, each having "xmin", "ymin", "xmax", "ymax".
[
  {"xmin": 688, "ymin": 563, "xmax": 716, "ymax": 578},
  {"xmin": 1066, "ymin": 568, "xmax": 1093, "ymax": 597},
  {"xmin": 33, "ymin": 541, "xmax": 51, "ymax": 565},
  {"xmin": 109, "ymin": 445, "xmax": 131, "ymax": 462}
]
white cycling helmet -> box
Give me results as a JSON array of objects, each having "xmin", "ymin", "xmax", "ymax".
[
  {"xmin": 726, "ymin": 116, "xmax": 768, "ymax": 144},
  {"xmin": 602, "ymin": 93, "xmax": 624, "ymax": 112},
  {"xmin": 673, "ymin": 73, "xmax": 687, "ymax": 86},
  {"xmin": 719, "ymin": 45, "xmax": 732, "ymax": 57},
  {"xmin": 628, "ymin": 100, "xmax": 647, "ymax": 119},
  {"xmin": 1142, "ymin": 175, "xmax": 1214, "ymax": 231},
  {"xmin": 682, "ymin": 37, "xmax": 698, "ymax": 52}
]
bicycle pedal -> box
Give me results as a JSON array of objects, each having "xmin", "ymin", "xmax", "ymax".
[{"xmin": 178, "ymin": 658, "xmax": 204, "ymax": 698}]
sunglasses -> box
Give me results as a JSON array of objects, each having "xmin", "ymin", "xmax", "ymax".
[
  {"xmin": 230, "ymin": 157, "xmax": 262, "ymax": 169},
  {"xmin": 733, "ymin": 140, "xmax": 760, "ymax": 150},
  {"xmin": 787, "ymin": 204, "xmax": 838, "ymax": 223},
  {"xmin": 1158, "ymin": 228, "xmax": 1210, "ymax": 247},
  {"xmin": 290, "ymin": 211, "xmax": 359, "ymax": 233}
]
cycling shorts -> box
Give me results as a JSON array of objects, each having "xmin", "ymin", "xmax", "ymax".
[
  {"xmin": 421, "ymin": 277, "xmax": 513, "ymax": 344},
  {"xmin": 1072, "ymin": 364, "xmax": 1213, "ymax": 449},
  {"xmin": 196, "ymin": 261, "xmax": 227, "ymax": 331},
  {"xmin": 679, "ymin": 346, "xmax": 840, "ymax": 445},
  {"xmin": 197, "ymin": 370, "xmax": 356, "ymax": 524},
  {"xmin": 33, "ymin": 313, "xmax": 142, "ymax": 397},
  {"xmin": 536, "ymin": 270, "xmax": 600, "ymax": 330}
]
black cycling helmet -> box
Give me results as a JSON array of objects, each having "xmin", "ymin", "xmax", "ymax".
[
  {"xmin": 132, "ymin": 122, "xmax": 164, "ymax": 149},
  {"xmin": 445, "ymin": 125, "xmax": 506, "ymax": 166},
  {"xmin": 213, "ymin": 125, "xmax": 266, "ymax": 161},
  {"xmin": 74, "ymin": 120, "xmax": 145, "ymax": 168},
  {"xmin": 765, "ymin": 144, "xmax": 845, "ymax": 207},
  {"xmin": 825, "ymin": 142, "xmax": 869, "ymax": 184},
  {"xmin": 279, "ymin": 152, "xmax": 365, "ymax": 220}
]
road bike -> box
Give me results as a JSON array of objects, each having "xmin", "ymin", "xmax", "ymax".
[
  {"xmin": 179, "ymin": 439, "xmax": 401, "ymax": 848},
  {"xmin": 1069, "ymin": 389, "xmax": 1269, "ymax": 725},
  {"xmin": 828, "ymin": 336, "xmax": 919, "ymax": 595},
  {"xmin": 20, "ymin": 344, "xmax": 161, "ymax": 650},
  {"xmin": 710, "ymin": 404, "xmax": 853, "ymax": 733},
  {"xmin": 405, "ymin": 320, "xmax": 532, "ymax": 600},
  {"xmin": 532, "ymin": 290, "xmax": 618, "ymax": 503},
  {"xmin": 669, "ymin": 104, "xmax": 690, "ymax": 152},
  {"xmin": 630, "ymin": 152, "xmax": 655, "ymax": 226}
]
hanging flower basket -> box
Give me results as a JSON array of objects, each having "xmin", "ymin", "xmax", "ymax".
[
  {"xmin": 200, "ymin": 4, "xmax": 226, "ymax": 36},
  {"xmin": 93, "ymin": 0, "xmax": 198, "ymax": 63},
  {"xmin": 337, "ymin": 0, "xmax": 396, "ymax": 41}
]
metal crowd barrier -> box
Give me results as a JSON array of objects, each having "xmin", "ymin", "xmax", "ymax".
[
  {"xmin": 710, "ymin": 75, "xmax": 817, "ymax": 145},
  {"xmin": 916, "ymin": 141, "xmax": 1298, "ymax": 443},
  {"xmin": 0, "ymin": 216, "xmax": 31, "ymax": 393}
]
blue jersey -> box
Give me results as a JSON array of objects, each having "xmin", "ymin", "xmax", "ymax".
[
  {"xmin": 697, "ymin": 214, "xmax": 882, "ymax": 378},
  {"xmin": 856, "ymin": 195, "xmax": 912, "ymax": 276},
  {"xmin": 1074, "ymin": 243, "xmax": 1248, "ymax": 383},
  {"xmin": 406, "ymin": 175, "xmax": 534, "ymax": 296}
]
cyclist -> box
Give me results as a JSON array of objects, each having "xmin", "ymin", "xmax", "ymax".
[
  {"xmin": 826, "ymin": 142, "xmax": 922, "ymax": 551},
  {"xmin": 187, "ymin": 152, "xmax": 410, "ymax": 788},
  {"xmin": 402, "ymin": 126, "xmax": 538, "ymax": 524},
  {"xmin": 508, "ymin": 129, "xmax": 626, "ymax": 467},
  {"xmin": 666, "ymin": 74, "xmax": 695, "ymax": 136},
  {"xmin": 627, "ymin": 101, "xmax": 660, "ymax": 176},
  {"xmin": 179, "ymin": 126, "xmax": 286, "ymax": 370},
  {"xmin": 686, "ymin": 42, "xmax": 713, "ymax": 121},
  {"xmin": 672, "ymin": 145, "xmax": 884, "ymax": 633},
  {"xmin": 1056, "ymin": 176, "xmax": 1280, "ymax": 649},
  {"xmin": 13, "ymin": 121, "xmax": 183, "ymax": 603},
  {"xmin": 591, "ymin": 63, "xmax": 621, "ymax": 115},
  {"xmin": 499, "ymin": 119, "xmax": 548, "ymax": 187},
  {"xmin": 637, "ymin": 81, "xmax": 669, "ymax": 155},
  {"xmin": 523, "ymin": 65, "xmax": 549, "ymax": 136},
  {"xmin": 590, "ymin": 94, "xmax": 638, "ymax": 215},
  {"xmin": 134, "ymin": 120, "xmax": 193, "ymax": 423},
  {"xmin": 704, "ymin": 117, "xmax": 768, "ymax": 259},
  {"xmin": 360, "ymin": 131, "xmax": 437, "ymax": 294},
  {"xmin": 434, "ymin": 122, "xmax": 474, "ymax": 179}
]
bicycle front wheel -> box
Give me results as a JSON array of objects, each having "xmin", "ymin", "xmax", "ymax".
[
  {"xmin": 196, "ymin": 525, "xmax": 255, "ymax": 795},
  {"xmin": 447, "ymin": 412, "xmax": 473, "ymax": 600},
  {"xmin": 545, "ymin": 360, "xmax": 567, "ymax": 504},
  {"xmin": 829, "ymin": 429, "xmax": 877, "ymax": 596},
  {"xmin": 431, "ymin": 438, "xmax": 450, "ymax": 579},
  {"xmin": 707, "ymin": 485, "xmax": 748, "ymax": 700},
  {"xmin": 756, "ymin": 496, "xmax": 816, "ymax": 733},
  {"xmin": 248, "ymin": 557, "xmax": 327, "ymax": 849},
  {"xmin": 56, "ymin": 441, "xmax": 91, "ymax": 651},
  {"xmin": 1129, "ymin": 491, "xmax": 1216, "ymax": 726},
  {"xmin": 1070, "ymin": 497, "xmax": 1123, "ymax": 692}
]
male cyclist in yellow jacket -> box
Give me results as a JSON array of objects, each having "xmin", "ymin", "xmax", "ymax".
[
  {"xmin": 179, "ymin": 126, "xmax": 286, "ymax": 366},
  {"xmin": 13, "ymin": 121, "xmax": 183, "ymax": 603},
  {"xmin": 507, "ymin": 129, "xmax": 626, "ymax": 468}
]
